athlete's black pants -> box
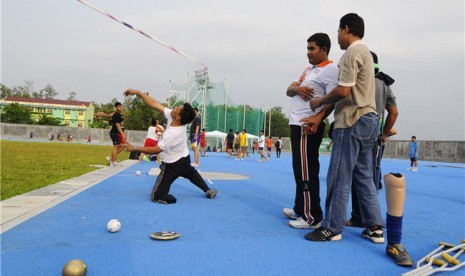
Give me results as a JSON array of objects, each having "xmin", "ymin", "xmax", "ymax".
[
  {"xmin": 151, "ymin": 155, "xmax": 210, "ymax": 201},
  {"xmin": 290, "ymin": 123, "xmax": 325, "ymax": 224}
]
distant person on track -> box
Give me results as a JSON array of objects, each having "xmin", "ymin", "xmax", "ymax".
[
  {"xmin": 258, "ymin": 130, "xmax": 268, "ymax": 162},
  {"xmin": 190, "ymin": 108, "xmax": 201, "ymax": 167},
  {"xmin": 407, "ymin": 136, "xmax": 419, "ymax": 172},
  {"xmin": 107, "ymin": 102, "xmax": 126, "ymax": 167},
  {"xmin": 138, "ymin": 118, "xmax": 164, "ymax": 163}
]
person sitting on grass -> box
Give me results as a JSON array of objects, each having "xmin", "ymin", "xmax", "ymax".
[{"xmin": 123, "ymin": 88, "xmax": 218, "ymax": 204}]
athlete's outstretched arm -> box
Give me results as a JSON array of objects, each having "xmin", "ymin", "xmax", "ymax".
[{"xmin": 123, "ymin": 89, "xmax": 165, "ymax": 113}]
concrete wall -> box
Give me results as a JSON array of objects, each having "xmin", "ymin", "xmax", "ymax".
[
  {"xmin": 382, "ymin": 139, "xmax": 465, "ymax": 163},
  {"xmin": 0, "ymin": 123, "xmax": 146, "ymax": 145},
  {"xmin": 2, "ymin": 123, "xmax": 464, "ymax": 163}
]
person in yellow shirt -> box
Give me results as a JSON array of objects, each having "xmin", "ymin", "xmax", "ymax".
[{"xmin": 239, "ymin": 129, "xmax": 248, "ymax": 160}]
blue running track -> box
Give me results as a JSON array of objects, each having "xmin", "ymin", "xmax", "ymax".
[{"xmin": 1, "ymin": 153, "xmax": 464, "ymax": 275}]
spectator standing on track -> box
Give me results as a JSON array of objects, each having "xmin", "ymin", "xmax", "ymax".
[
  {"xmin": 282, "ymin": 32, "xmax": 338, "ymax": 230},
  {"xmin": 407, "ymin": 136, "xmax": 419, "ymax": 172}
]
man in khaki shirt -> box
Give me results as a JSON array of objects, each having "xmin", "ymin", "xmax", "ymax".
[{"xmin": 305, "ymin": 13, "xmax": 384, "ymax": 244}]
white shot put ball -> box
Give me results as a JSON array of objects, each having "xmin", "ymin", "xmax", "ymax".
[
  {"xmin": 135, "ymin": 171, "xmax": 141, "ymax": 176},
  {"xmin": 107, "ymin": 219, "xmax": 121, "ymax": 233}
]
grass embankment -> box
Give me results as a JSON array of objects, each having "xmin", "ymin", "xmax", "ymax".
[{"xmin": 1, "ymin": 140, "xmax": 129, "ymax": 200}]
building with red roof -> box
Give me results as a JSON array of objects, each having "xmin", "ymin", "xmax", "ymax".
[{"xmin": 0, "ymin": 96, "xmax": 94, "ymax": 127}]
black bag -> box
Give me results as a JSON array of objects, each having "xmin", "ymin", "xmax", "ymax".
[{"xmin": 275, "ymin": 141, "xmax": 279, "ymax": 148}]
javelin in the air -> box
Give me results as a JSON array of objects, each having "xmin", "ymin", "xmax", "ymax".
[{"xmin": 76, "ymin": 0, "xmax": 207, "ymax": 68}]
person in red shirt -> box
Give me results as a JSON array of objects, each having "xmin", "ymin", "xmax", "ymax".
[{"xmin": 199, "ymin": 129, "xmax": 208, "ymax": 157}]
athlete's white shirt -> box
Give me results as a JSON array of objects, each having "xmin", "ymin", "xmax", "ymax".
[
  {"xmin": 157, "ymin": 108, "xmax": 189, "ymax": 163},
  {"xmin": 146, "ymin": 126, "xmax": 158, "ymax": 141},
  {"xmin": 259, "ymin": 135, "xmax": 265, "ymax": 147},
  {"xmin": 288, "ymin": 63, "xmax": 338, "ymax": 126}
]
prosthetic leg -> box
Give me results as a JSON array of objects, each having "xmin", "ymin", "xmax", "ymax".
[
  {"xmin": 385, "ymin": 173, "xmax": 413, "ymax": 266},
  {"xmin": 385, "ymin": 173, "xmax": 406, "ymax": 217}
]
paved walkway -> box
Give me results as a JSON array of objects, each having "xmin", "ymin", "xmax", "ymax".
[{"xmin": 0, "ymin": 160, "xmax": 137, "ymax": 234}]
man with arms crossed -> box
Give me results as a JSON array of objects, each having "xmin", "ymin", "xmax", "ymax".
[{"xmin": 282, "ymin": 32, "xmax": 338, "ymax": 229}]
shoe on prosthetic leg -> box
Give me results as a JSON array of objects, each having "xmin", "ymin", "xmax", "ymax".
[{"xmin": 384, "ymin": 173, "xmax": 413, "ymax": 266}]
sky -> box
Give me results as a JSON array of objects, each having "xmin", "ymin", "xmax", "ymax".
[{"xmin": 1, "ymin": 0, "xmax": 464, "ymax": 140}]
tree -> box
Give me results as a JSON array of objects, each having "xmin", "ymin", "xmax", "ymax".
[
  {"xmin": 0, "ymin": 103, "xmax": 31, "ymax": 124},
  {"xmin": 94, "ymin": 98, "xmax": 119, "ymax": 114},
  {"xmin": 11, "ymin": 80, "xmax": 35, "ymax": 98},
  {"xmin": 269, "ymin": 106, "xmax": 289, "ymax": 137},
  {"xmin": 123, "ymin": 92, "xmax": 164, "ymax": 130},
  {"xmin": 67, "ymin": 91, "xmax": 77, "ymax": 101},
  {"xmin": 91, "ymin": 119, "xmax": 110, "ymax": 129},
  {"xmin": 1, "ymin": 84, "xmax": 13, "ymax": 98},
  {"xmin": 36, "ymin": 113, "xmax": 62, "ymax": 126},
  {"xmin": 40, "ymin": 84, "xmax": 58, "ymax": 99}
]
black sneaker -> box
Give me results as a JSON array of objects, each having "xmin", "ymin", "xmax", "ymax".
[
  {"xmin": 152, "ymin": 193, "xmax": 177, "ymax": 204},
  {"xmin": 386, "ymin": 244, "xmax": 413, "ymax": 267},
  {"xmin": 362, "ymin": 226, "xmax": 384, "ymax": 243},
  {"xmin": 305, "ymin": 227, "xmax": 342, "ymax": 242},
  {"xmin": 206, "ymin": 189, "xmax": 218, "ymax": 199},
  {"xmin": 153, "ymin": 198, "xmax": 168, "ymax": 204}
]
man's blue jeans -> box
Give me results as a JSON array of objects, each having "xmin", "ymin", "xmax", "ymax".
[{"xmin": 322, "ymin": 113, "xmax": 385, "ymax": 234}]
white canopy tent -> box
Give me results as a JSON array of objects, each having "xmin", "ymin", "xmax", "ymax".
[
  {"xmin": 205, "ymin": 130, "xmax": 227, "ymax": 138},
  {"xmin": 205, "ymin": 130, "xmax": 227, "ymax": 151},
  {"xmin": 246, "ymin": 134, "xmax": 259, "ymax": 146}
]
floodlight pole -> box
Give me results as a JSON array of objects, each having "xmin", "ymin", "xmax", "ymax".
[
  {"xmin": 217, "ymin": 108, "xmax": 220, "ymax": 130},
  {"xmin": 224, "ymin": 78, "xmax": 228, "ymax": 132},
  {"xmin": 262, "ymin": 105, "xmax": 267, "ymax": 135},
  {"xmin": 268, "ymin": 108, "xmax": 272, "ymax": 137},
  {"xmin": 243, "ymin": 105, "xmax": 246, "ymax": 129}
]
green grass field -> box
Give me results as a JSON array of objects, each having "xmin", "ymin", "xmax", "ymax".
[{"xmin": 1, "ymin": 140, "xmax": 129, "ymax": 200}]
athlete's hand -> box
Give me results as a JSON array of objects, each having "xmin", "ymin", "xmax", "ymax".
[
  {"xmin": 296, "ymin": 86, "xmax": 314, "ymax": 100},
  {"xmin": 309, "ymin": 97, "xmax": 322, "ymax": 111},
  {"xmin": 299, "ymin": 116, "xmax": 320, "ymax": 135},
  {"xmin": 123, "ymin": 89, "xmax": 141, "ymax": 97}
]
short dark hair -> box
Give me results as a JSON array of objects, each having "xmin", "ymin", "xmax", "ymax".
[
  {"xmin": 151, "ymin": 118, "xmax": 158, "ymax": 126},
  {"xmin": 194, "ymin": 107, "xmax": 199, "ymax": 112},
  {"xmin": 339, "ymin": 13, "xmax": 365, "ymax": 38},
  {"xmin": 114, "ymin": 102, "xmax": 122, "ymax": 107},
  {"xmin": 179, "ymin": 103, "xmax": 196, "ymax": 125},
  {"xmin": 412, "ymin": 136, "xmax": 416, "ymax": 139},
  {"xmin": 229, "ymin": 129, "xmax": 233, "ymax": 132},
  {"xmin": 307, "ymin": 33, "xmax": 331, "ymax": 54},
  {"xmin": 202, "ymin": 128, "xmax": 206, "ymax": 131}
]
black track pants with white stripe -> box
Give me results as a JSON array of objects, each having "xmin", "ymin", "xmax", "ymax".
[
  {"xmin": 290, "ymin": 123, "xmax": 325, "ymax": 224},
  {"xmin": 151, "ymin": 155, "xmax": 210, "ymax": 201}
]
